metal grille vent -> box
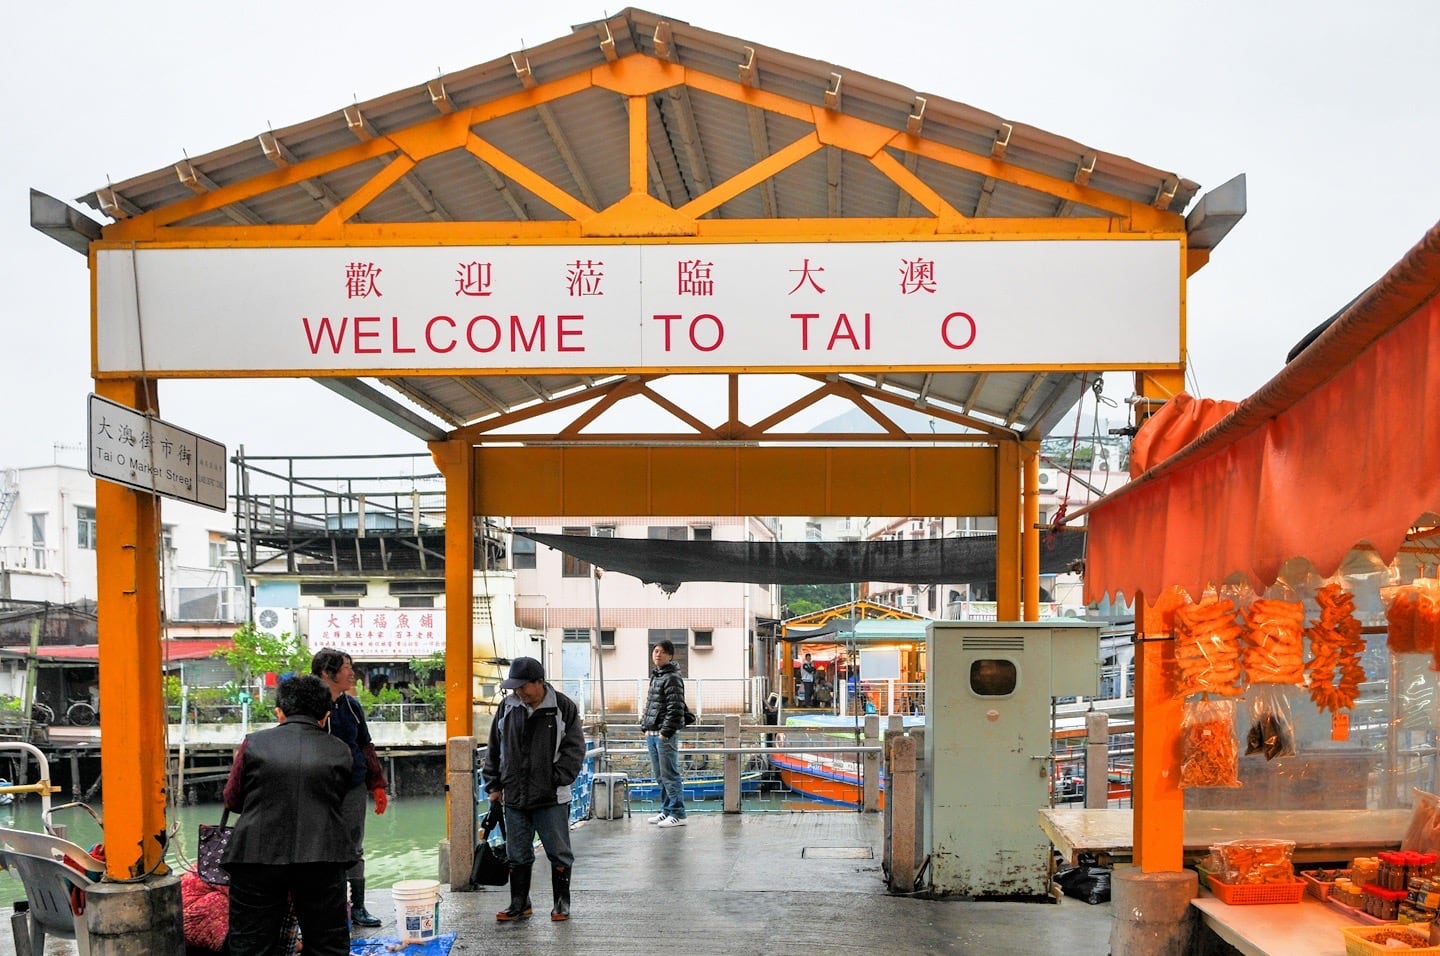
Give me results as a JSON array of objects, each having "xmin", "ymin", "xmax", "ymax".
[
  {"xmin": 960, "ymin": 635, "xmax": 1025, "ymax": 652},
  {"xmin": 472, "ymin": 594, "xmax": 493, "ymax": 625}
]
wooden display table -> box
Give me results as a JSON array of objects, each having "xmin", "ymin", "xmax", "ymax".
[
  {"xmin": 1038, "ymin": 807, "xmax": 1411, "ymax": 865},
  {"xmin": 1191, "ymin": 893, "xmax": 1352, "ymax": 956}
]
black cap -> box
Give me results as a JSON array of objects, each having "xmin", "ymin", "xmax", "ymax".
[{"xmin": 500, "ymin": 656, "xmax": 545, "ymax": 689}]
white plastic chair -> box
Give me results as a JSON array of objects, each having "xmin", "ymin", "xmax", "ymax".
[{"xmin": 0, "ymin": 825, "xmax": 103, "ymax": 956}]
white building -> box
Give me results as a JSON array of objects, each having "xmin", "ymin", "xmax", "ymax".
[
  {"xmin": 510, "ymin": 516, "xmax": 779, "ymax": 716},
  {"xmin": 0, "ymin": 463, "xmax": 242, "ymax": 626}
]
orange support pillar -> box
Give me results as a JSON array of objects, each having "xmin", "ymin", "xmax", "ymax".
[
  {"xmin": 1131, "ymin": 367, "xmax": 1189, "ymax": 873},
  {"xmin": 432, "ymin": 438, "xmax": 475, "ymax": 743},
  {"xmin": 1133, "ymin": 592, "xmax": 1184, "ymax": 871},
  {"xmin": 94, "ymin": 378, "xmax": 169, "ymax": 879},
  {"xmin": 1022, "ymin": 444, "xmax": 1040, "ymax": 622},
  {"xmin": 995, "ymin": 440, "xmax": 1020, "ymax": 620}
]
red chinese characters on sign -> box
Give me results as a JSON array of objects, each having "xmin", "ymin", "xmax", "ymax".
[
  {"xmin": 899, "ymin": 258, "xmax": 936, "ymax": 294},
  {"xmin": 345, "ymin": 262, "xmax": 383, "ymax": 299},
  {"xmin": 456, "ymin": 262, "xmax": 493, "ymax": 296},
  {"xmin": 567, "ymin": 260, "xmax": 605, "ymax": 297},
  {"xmin": 676, "ymin": 259, "xmax": 715, "ymax": 296},
  {"xmin": 305, "ymin": 608, "xmax": 446, "ymax": 658},
  {"xmin": 787, "ymin": 258, "xmax": 826, "ymax": 294}
]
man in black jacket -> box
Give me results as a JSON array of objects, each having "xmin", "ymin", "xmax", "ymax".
[
  {"xmin": 481, "ymin": 656, "xmax": 586, "ymax": 923},
  {"xmin": 223, "ymin": 675, "xmax": 355, "ymax": 956},
  {"xmin": 640, "ymin": 640, "xmax": 688, "ymax": 828}
]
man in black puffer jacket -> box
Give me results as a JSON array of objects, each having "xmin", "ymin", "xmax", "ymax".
[
  {"xmin": 640, "ymin": 640, "xmax": 688, "ymax": 828},
  {"xmin": 481, "ymin": 657, "xmax": 585, "ymax": 923}
]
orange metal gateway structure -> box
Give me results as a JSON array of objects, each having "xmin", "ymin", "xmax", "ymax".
[{"xmin": 31, "ymin": 9, "xmax": 1243, "ymax": 880}]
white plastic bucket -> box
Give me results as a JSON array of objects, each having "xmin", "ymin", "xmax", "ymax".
[{"xmin": 391, "ymin": 879, "xmax": 442, "ymax": 943}]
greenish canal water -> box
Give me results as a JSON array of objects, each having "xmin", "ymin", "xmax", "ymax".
[{"xmin": 0, "ymin": 794, "xmax": 447, "ymax": 909}]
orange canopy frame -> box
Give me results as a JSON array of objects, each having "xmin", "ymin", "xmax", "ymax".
[{"xmin": 1082, "ymin": 219, "xmax": 1440, "ymax": 603}]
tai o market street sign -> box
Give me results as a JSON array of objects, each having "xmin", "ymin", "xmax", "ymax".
[{"xmin": 87, "ymin": 394, "xmax": 228, "ymax": 511}]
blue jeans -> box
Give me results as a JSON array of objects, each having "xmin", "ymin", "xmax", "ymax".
[
  {"xmin": 502, "ymin": 802, "xmax": 573, "ymax": 869},
  {"xmin": 646, "ymin": 733, "xmax": 686, "ymax": 819}
]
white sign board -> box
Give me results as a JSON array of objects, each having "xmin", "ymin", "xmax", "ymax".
[
  {"xmin": 95, "ymin": 240, "xmax": 1181, "ymax": 374},
  {"xmin": 87, "ymin": 394, "xmax": 228, "ymax": 510},
  {"xmin": 859, "ymin": 648, "xmax": 902, "ymax": 681},
  {"xmin": 305, "ymin": 607, "xmax": 445, "ymax": 659}
]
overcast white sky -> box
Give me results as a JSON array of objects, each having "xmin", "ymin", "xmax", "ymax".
[{"xmin": 2, "ymin": 0, "xmax": 1437, "ymax": 470}]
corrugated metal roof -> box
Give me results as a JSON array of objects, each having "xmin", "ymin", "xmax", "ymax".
[{"xmin": 73, "ymin": 7, "xmax": 1214, "ymax": 444}]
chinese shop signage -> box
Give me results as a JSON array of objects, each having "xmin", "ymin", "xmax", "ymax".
[
  {"xmin": 96, "ymin": 240, "xmax": 1180, "ymax": 374},
  {"xmin": 305, "ymin": 608, "xmax": 445, "ymax": 658}
]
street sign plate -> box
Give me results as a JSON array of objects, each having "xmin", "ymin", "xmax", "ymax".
[{"xmin": 87, "ymin": 394, "xmax": 228, "ymax": 511}]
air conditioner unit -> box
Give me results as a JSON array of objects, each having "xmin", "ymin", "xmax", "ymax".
[
  {"xmin": 254, "ymin": 607, "xmax": 296, "ymax": 636},
  {"xmin": 1038, "ymin": 471, "xmax": 1056, "ymax": 489}
]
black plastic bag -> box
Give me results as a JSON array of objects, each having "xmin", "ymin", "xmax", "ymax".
[
  {"xmin": 470, "ymin": 803, "xmax": 509, "ymax": 887},
  {"xmin": 1055, "ymin": 852, "xmax": 1112, "ymax": 904},
  {"xmin": 1245, "ymin": 684, "xmax": 1297, "ymax": 761}
]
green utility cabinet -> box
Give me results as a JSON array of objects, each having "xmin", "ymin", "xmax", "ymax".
[{"xmin": 924, "ymin": 621, "xmax": 1102, "ymax": 899}]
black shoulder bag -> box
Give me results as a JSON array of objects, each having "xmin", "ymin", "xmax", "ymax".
[{"xmin": 470, "ymin": 802, "xmax": 510, "ymax": 887}]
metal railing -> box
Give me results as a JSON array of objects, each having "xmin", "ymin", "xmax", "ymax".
[
  {"xmin": 168, "ymin": 700, "xmax": 444, "ymax": 725},
  {"xmin": 555, "ymin": 677, "xmax": 765, "ymax": 719},
  {"xmin": 590, "ymin": 716, "xmax": 893, "ymax": 812}
]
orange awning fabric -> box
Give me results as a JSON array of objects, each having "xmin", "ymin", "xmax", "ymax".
[{"xmin": 1084, "ymin": 220, "xmax": 1440, "ymax": 603}]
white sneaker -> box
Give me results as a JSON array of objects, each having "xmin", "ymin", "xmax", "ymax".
[
  {"xmin": 657, "ymin": 816, "xmax": 687, "ymax": 828},
  {"xmin": 646, "ymin": 812, "xmax": 667, "ymax": 824}
]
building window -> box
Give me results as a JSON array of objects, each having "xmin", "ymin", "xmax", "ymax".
[
  {"xmin": 29, "ymin": 513, "xmax": 48, "ymax": 568},
  {"xmin": 208, "ymin": 533, "xmax": 229, "ymax": 568},
  {"xmin": 75, "ymin": 507, "xmax": 95, "ymax": 550},
  {"xmin": 693, "ymin": 629, "xmax": 713, "ymax": 648},
  {"xmin": 161, "ymin": 524, "xmax": 177, "ymax": 561},
  {"xmin": 396, "ymin": 596, "xmax": 435, "ymax": 609},
  {"xmin": 301, "ymin": 581, "xmax": 368, "ymax": 596},
  {"xmin": 600, "ymin": 628, "xmax": 616, "ymax": 648},
  {"xmin": 512, "ymin": 530, "xmax": 536, "ymax": 570},
  {"xmin": 647, "ymin": 526, "xmax": 687, "ymax": 540},
  {"xmin": 323, "ymin": 598, "xmax": 360, "ymax": 608},
  {"xmin": 692, "ymin": 526, "xmax": 712, "ymax": 541},
  {"xmin": 389, "ymin": 579, "xmax": 444, "ymax": 595},
  {"xmin": 562, "ymin": 628, "xmax": 591, "ymax": 643},
  {"xmin": 561, "ymin": 527, "xmax": 591, "ymax": 577}
]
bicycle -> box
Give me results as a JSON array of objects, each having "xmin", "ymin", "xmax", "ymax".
[{"xmin": 65, "ymin": 699, "xmax": 97, "ymax": 727}]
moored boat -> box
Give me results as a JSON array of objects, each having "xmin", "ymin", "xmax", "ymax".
[
  {"xmin": 768, "ymin": 715, "xmax": 924, "ymax": 809},
  {"xmin": 627, "ymin": 769, "xmax": 763, "ymax": 802}
]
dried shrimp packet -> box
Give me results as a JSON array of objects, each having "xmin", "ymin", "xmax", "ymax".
[{"xmin": 1180, "ymin": 697, "xmax": 1241, "ymax": 789}]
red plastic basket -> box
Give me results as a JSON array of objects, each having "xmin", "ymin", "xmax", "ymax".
[{"xmin": 1207, "ymin": 875, "xmax": 1306, "ymax": 905}]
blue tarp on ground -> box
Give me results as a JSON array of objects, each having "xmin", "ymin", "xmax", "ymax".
[{"xmin": 351, "ymin": 933, "xmax": 456, "ymax": 955}]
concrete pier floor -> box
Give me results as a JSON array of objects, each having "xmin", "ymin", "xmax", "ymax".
[{"xmin": 7, "ymin": 811, "xmax": 1116, "ymax": 955}]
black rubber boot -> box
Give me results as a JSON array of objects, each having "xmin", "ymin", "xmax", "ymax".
[
  {"xmin": 496, "ymin": 864, "xmax": 533, "ymax": 922},
  {"xmin": 350, "ymin": 879, "xmax": 382, "ymax": 927},
  {"xmin": 551, "ymin": 864, "xmax": 571, "ymax": 921}
]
